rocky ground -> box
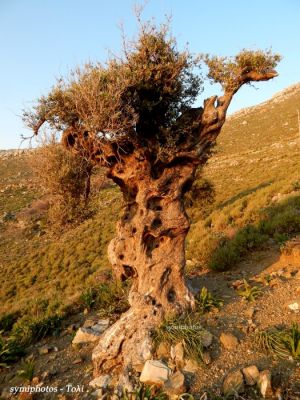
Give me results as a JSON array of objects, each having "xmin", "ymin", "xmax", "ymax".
[{"xmin": 1, "ymin": 239, "xmax": 300, "ymax": 399}]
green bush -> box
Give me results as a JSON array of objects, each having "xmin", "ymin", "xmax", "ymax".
[{"xmin": 12, "ymin": 313, "xmax": 62, "ymax": 345}]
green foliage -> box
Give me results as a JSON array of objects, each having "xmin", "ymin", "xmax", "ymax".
[
  {"xmin": 121, "ymin": 384, "xmax": 168, "ymax": 400},
  {"xmin": 23, "ymin": 20, "xmax": 202, "ymax": 148},
  {"xmin": 195, "ymin": 287, "xmax": 223, "ymax": 313},
  {"xmin": 152, "ymin": 314, "xmax": 207, "ymax": 363},
  {"xmin": 237, "ymin": 280, "xmax": 262, "ymax": 302},
  {"xmin": 0, "ymin": 312, "xmax": 20, "ymax": 332},
  {"xmin": 0, "ymin": 331, "xmax": 25, "ymax": 366},
  {"xmin": 204, "ymin": 49, "xmax": 281, "ymax": 91},
  {"xmin": 255, "ymin": 323, "xmax": 300, "ymax": 360},
  {"xmin": 17, "ymin": 355, "xmax": 35, "ymax": 382},
  {"xmin": 12, "ymin": 313, "xmax": 62, "ymax": 345},
  {"xmin": 80, "ymin": 287, "xmax": 96, "ymax": 310}
]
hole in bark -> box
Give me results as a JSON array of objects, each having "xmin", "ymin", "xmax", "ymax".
[
  {"xmin": 140, "ymin": 209, "xmax": 144, "ymax": 216},
  {"xmin": 119, "ymin": 254, "xmax": 124, "ymax": 260},
  {"xmin": 167, "ymin": 288, "xmax": 176, "ymax": 303},
  {"xmin": 107, "ymin": 155, "xmax": 118, "ymax": 166},
  {"xmin": 122, "ymin": 265, "xmax": 136, "ymax": 279},
  {"xmin": 132, "ymin": 227, "xmax": 137, "ymax": 234},
  {"xmin": 122, "ymin": 202, "xmax": 138, "ymax": 222},
  {"xmin": 160, "ymin": 267, "xmax": 171, "ymax": 289},
  {"xmin": 147, "ymin": 196, "xmax": 163, "ymax": 211},
  {"xmin": 160, "ymin": 237, "xmax": 165, "ymax": 243},
  {"xmin": 143, "ymin": 233, "xmax": 160, "ymax": 257},
  {"xmin": 151, "ymin": 218, "xmax": 162, "ymax": 229}
]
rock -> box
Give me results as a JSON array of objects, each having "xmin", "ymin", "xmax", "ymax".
[
  {"xmin": 183, "ymin": 359, "xmax": 199, "ymax": 373},
  {"xmin": 200, "ymin": 329, "xmax": 213, "ymax": 347},
  {"xmin": 257, "ymin": 370, "xmax": 273, "ymax": 398},
  {"xmin": 164, "ymin": 371, "xmax": 186, "ymax": 395},
  {"xmin": 203, "ymin": 351, "xmax": 212, "ymax": 365},
  {"xmin": 31, "ymin": 376, "xmax": 40, "ymax": 385},
  {"xmin": 89, "ymin": 375, "xmax": 111, "ymax": 389},
  {"xmin": 242, "ymin": 365, "xmax": 260, "ymax": 385},
  {"xmin": 223, "ymin": 370, "xmax": 244, "ymax": 396},
  {"xmin": 232, "ymin": 279, "xmax": 244, "ymax": 289},
  {"xmin": 38, "ymin": 345, "xmax": 52, "ymax": 355},
  {"xmin": 170, "ymin": 342, "xmax": 184, "ymax": 367},
  {"xmin": 140, "ymin": 360, "xmax": 171, "ymax": 386},
  {"xmin": 220, "ymin": 332, "xmax": 239, "ymax": 350},
  {"xmin": 72, "ymin": 327, "xmax": 102, "ymax": 344},
  {"xmin": 91, "ymin": 319, "xmax": 110, "ymax": 334},
  {"xmin": 72, "ymin": 358, "xmax": 83, "ymax": 365},
  {"xmin": 156, "ymin": 342, "xmax": 170, "ymax": 359},
  {"xmin": 83, "ymin": 319, "xmax": 97, "ymax": 328},
  {"xmin": 288, "ymin": 301, "xmax": 300, "ymax": 311}
]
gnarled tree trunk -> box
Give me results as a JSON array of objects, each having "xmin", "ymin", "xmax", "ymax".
[{"xmin": 92, "ymin": 150, "xmax": 197, "ymax": 378}]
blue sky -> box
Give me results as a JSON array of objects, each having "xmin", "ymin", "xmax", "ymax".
[{"xmin": 0, "ymin": 0, "xmax": 299, "ymax": 149}]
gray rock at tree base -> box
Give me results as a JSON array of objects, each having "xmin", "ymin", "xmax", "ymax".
[
  {"xmin": 220, "ymin": 332, "xmax": 239, "ymax": 350},
  {"xmin": 72, "ymin": 327, "xmax": 102, "ymax": 344},
  {"xmin": 242, "ymin": 365, "xmax": 260, "ymax": 385},
  {"xmin": 91, "ymin": 319, "xmax": 110, "ymax": 333},
  {"xmin": 257, "ymin": 370, "xmax": 273, "ymax": 398},
  {"xmin": 164, "ymin": 371, "xmax": 186, "ymax": 395},
  {"xmin": 140, "ymin": 360, "xmax": 171, "ymax": 386},
  {"xmin": 223, "ymin": 370, "xmax": 244, "ymax": 396},
  {"xmin": 89, "ymin": 375, "xmax": 111, "ymax": 389},
  {"xmin": 200, "ymin": 329, "xmax": 213, "ymax": 347}
]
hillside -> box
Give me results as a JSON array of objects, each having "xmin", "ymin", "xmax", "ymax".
[{"xmin": 1, "ymin": 83, "xmax": 300, "ymax": 399}]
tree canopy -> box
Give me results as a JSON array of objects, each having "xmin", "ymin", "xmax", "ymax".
[{"xmin": 23, "ymin": 21, "xmax": 281, "ymax": 167}]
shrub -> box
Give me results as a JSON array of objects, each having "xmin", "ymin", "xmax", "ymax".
[
  {"xmin": 29, "ymin": 138, "xmax": 94, "ymax": 229},
  {"xmin": 12, "ymin": 313, "xmax": 62, "ymax": 345}
]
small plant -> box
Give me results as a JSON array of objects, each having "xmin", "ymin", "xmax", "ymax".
[
  {"xmin": 237, "ymin": 279, "xmax": 262, "ymax": 302},
  {"xmin": 12, "ymin": 313, "xmax": 62, "ymax": 345},
  {"xmin": 255, "ymin": 323, "xmax": 300, "ymax": 360},
  {"xmin": 152, "ymin": 314, "xmax": 208, "ymax": 363},
  {"xmin": 80, "ymin": 287, "xmax": 96, "ymax": 310},
  {"xmin": 196, "ymin": 287, "xmax": 223, "ymax": 313},
  {"xmin": 0, "ymin": 331, "xmax": 25, "ymax": 366},
  {"xmin": 281, "ymin": 322, "xmax": 300, "ymax": 360},
  {"xmin": 17, "ymin": 355, "xmax": 35, "ymax": 382}
]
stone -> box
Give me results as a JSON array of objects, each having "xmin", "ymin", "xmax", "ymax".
[
  {"xmin": 91, "ymin": 319, "xmax": 110, "ymax": 334},
  {"xmin": 223, "ymin": 370, "xmax": 244, "ymax": 396},
  {"xmin": 140, "ymin": 360, "xmax": 171, "ymax": 386},
  {"xmin": 170, "ymin": 342, "xmax": 184, "ymax": 367},
  {"xmin": 72, "ymin": 327, "xmax": 102, "ymax": 344},
  {"xmin": 203, "ymin": 351, "xmax": 212, "ymax": 365},
  {"xmin": 257, "ymin": 370, "xmax": 273, "ymax": 398},
  {"xmin": 83, "ymin": 319, "xmax": 97, "ymax": 328},
  {"xmin": 164, "ymin": 371, "xmax": 186, "ymax": 395},
  {"xmin": 288, "ymin": 301, "xmax": 300, "ymax": 311},
  {"xmin": 156, "ymin": 342, "xmax": 170, "ymax": 359},
  {"xmin": 183, "ymin": 359, "xmax": 199, "ymax": 373},
  {"xmin": 242, "ymin": 365, "xmax": 260, "ymax": 385},
  {"xmin": 38, "ymin": 345, "xmax": 52, "ymax": 355},
  {"xmin": 200, "ymin": 329, "xmax": 213, "ymax": 347},
  {"xmin": 220, "ymin": 332, "xmax": 239, "ymax": 350},
  {"xmin": 72, "ymin": 358, "xmax": 83, "ymax": 365},
  {"xmin": 89, "ymin": 375, "xmax": 111, "ymax": 389}
]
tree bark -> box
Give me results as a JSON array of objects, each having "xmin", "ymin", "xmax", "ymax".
[{"xmin": 92, "ymin": 149, "xmax": 196, "ymax": 378}]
